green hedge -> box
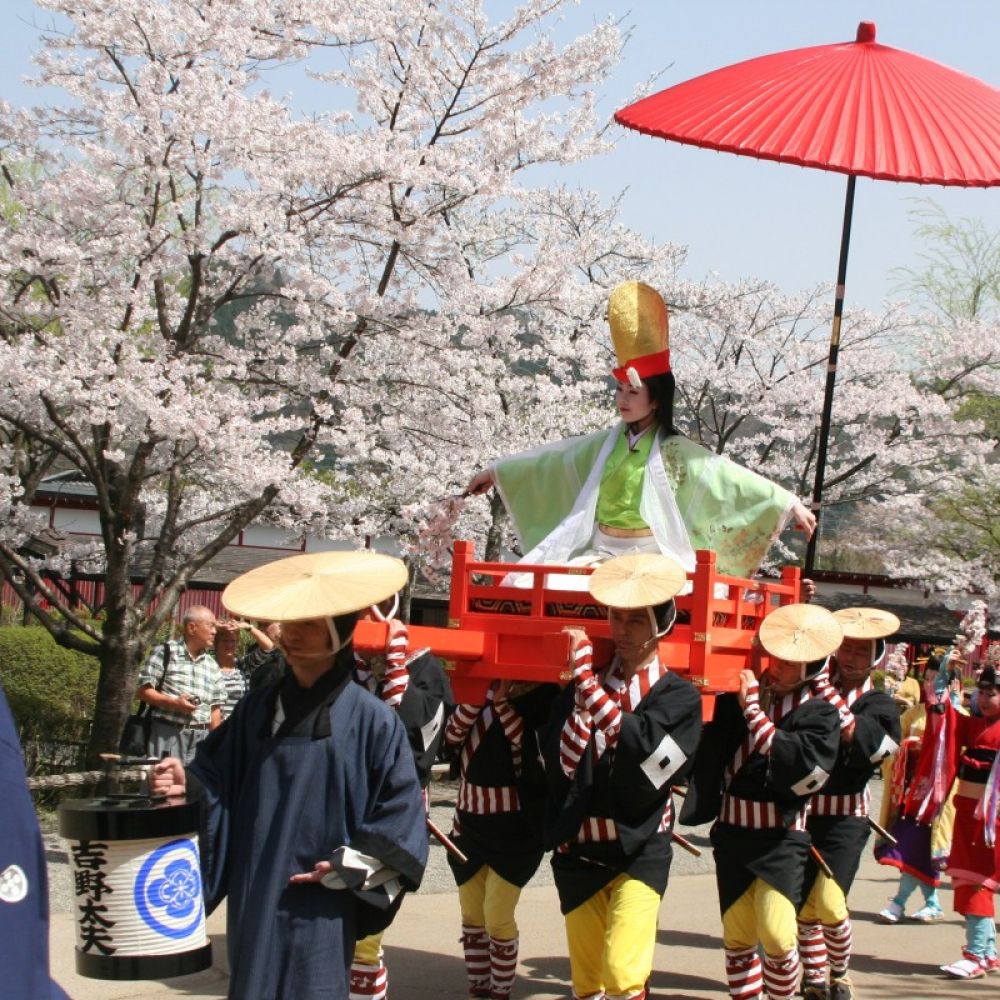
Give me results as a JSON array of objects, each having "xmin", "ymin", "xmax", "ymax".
[{"xmin": 0, "ymin": 625, "xmax": 100, "ymax": 773}]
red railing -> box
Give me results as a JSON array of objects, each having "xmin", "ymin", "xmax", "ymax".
[{"xmin": 355, "ymin": 540, "xmax": 801, "ymax": 719}]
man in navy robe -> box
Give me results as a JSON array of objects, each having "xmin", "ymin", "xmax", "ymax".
[
  {"xmin": 153, "ymin": 551, "xmax": 428, "ymax": 1000},
  {"xmin": 0, "ymin": 681, "xmax": 71, "ymax": 1000}
]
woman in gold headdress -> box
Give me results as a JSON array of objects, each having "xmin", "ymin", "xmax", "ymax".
[{"xmin": 465, "ymin": 282, "xmax": 814, "ymax": 579}]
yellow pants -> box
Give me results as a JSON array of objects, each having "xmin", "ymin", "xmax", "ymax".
[
  {"xmin": 458, "ymin": 866, "xmax": 522, "ymax": 940},
  {"xmin": 564, "ymin": 874, "xmax": 661, "ymax": 999},
  {"xmin": 798, "ymin": 871, "xmax": 848, "ymax": 925},
  {"xmin": 723, "ymin": 878, "xmax": 798, "ymax": 956},
  {"xmin": 353, "ymin": 930, "xmax": 384, "ymax": 966}
]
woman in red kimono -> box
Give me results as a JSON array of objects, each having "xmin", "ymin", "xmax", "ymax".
[{"xmin": 914, "ymin": 666, "xmax": 1000, "ymax": 979}]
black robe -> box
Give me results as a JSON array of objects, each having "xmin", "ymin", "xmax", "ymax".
[
  {"xmin": 803, "ymin": 687, "xmax": 901, "ymax": 897},
  {"xmin": 364, "ymin": 651, "xmax": 452, "ymax": 788},
  {"xmin": 0, "ymin": 682, "xmax": 70, "ymax": 1000},
  {"xmin": 447, "ymin": 683, "xmax": 559, "ymax": 888},
  {"xmin": 188, "ymin": 650, "xmax": 428, "ymax": 1000},
  {"xmin": 543, "ymin": 669, "xmax": 703, "ymax": 914},
  {"xmin": 681, "ymin": 692, "xmax": 840, "ymax": 913}
]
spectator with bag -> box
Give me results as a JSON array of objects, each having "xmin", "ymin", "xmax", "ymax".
[{"xmin": 135, "ymin": 604, "xmax": 226, "ymax": 762}]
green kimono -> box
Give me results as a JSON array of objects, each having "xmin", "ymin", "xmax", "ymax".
[{"xmin": 493, "ymin": 425, "xmax": 795, "ymax": 579}]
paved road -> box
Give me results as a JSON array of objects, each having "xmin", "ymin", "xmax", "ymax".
[{"xmin": 47, "ymin": 779, "xmax": 997, "ymax": 999}]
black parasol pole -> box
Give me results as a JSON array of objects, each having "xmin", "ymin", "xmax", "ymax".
[{"xmin": 804, "ymin": 174, "xmax": 857, "ymax": 575}]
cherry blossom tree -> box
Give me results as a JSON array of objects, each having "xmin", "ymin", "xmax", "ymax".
[
  {"xmin": 844, "ymin": 205, "xmax": 1000, "ymax": 593},
  {"xmin": 0, "ymin": 0, "xmax": 624, "ymax": 760},
  {"xmin": 3, "ymin": 2, "xmax": 994, "ymax": 769},
  {"xmin": 346, "ymin": 221, "xmax": 995, "ymax": 580},
  {"xmin": 337, "ymin": 184, "xmax": 684, "ymax": 569}
]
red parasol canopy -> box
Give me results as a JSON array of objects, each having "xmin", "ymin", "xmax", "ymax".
[
  {"xmin": 615, "ymin": 21, "xmax": 1000, "ymax": 185},
  {"xmin": 614, "ymin": 21, "xmax": 1000, "ymax": 571}
]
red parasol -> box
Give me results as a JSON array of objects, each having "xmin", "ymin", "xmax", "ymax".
[{"xmin": 615, "ymin": 21, "xmax": 1000, "ymax": 572}]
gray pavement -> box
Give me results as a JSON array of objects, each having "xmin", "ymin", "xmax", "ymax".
[{"xmin": 49, "ymin": 780, "xmax": 997, "ymax": 998}]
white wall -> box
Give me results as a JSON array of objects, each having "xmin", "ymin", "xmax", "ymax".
[{"xmin": 52, "ymin": 508, "xmax": 101, "ymax": 535}]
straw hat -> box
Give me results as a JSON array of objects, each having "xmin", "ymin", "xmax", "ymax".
[
  {"xmin": 758, "ymin": 603, "xmax": 844, "ymax": 663},
  {"xmin": 607, "ymin": 281, "xmax": 671, "ymax": 384},
  {"xmin": 222, "ymin": 551, "xmax": 408, "ymax": 622},
  {"xmin": 588, "ymin": 553, "xmax": 687, "ymax": 609},
  {"xmin": 833, "ymin": 607, "xmax": 901, "ymax": 641}
]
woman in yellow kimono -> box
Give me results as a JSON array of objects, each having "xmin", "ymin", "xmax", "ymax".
[{"xmin": 465, "ymin": 282, "xmax": 814, "ymax": 580}]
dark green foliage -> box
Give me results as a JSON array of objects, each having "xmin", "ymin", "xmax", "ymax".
[{"xmin": 0, "ymin": 625, "xmax": 100, "ymax": 774}]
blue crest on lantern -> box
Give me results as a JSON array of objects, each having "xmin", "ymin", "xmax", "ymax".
[{"xmin": 133, "ymin": 838, "xmax": 203, "ymax": 939}]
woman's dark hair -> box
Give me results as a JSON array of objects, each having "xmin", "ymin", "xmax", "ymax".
[{"xmin": 643, "ymin": 372, "xmax": 677, "ymax": 436}]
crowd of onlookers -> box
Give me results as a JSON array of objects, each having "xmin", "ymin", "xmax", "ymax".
[{"xmin": 134, "ymin": 606, "xmax": 281, "ymax": 762}]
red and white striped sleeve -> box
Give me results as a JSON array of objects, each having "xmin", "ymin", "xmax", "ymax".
[
  {"xmin": 444, "ymin": 702, "xmax": 480, "ymax": 749},
  {"xmin": 380, "ymin": 624, "xmax": 410, "ymax": 710},
  {"xmin": 812, "ymin": 665, "xmax": 854, "ymax": 730},
  {"xmin": 558, "ymin": 707, "xmax": 592, "ymax": 779},
  {"xmin": 572, "ymin": 639, "xmax": 622, "ymax": 743},
  {"xmin": 493, "ymin": 698, "xmax": 525, "ymax": 775},
  {"xmin": 741, "ymin": 677, "xmax": 776, "ymax": 755}
]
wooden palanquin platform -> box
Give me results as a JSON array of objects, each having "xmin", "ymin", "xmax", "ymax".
[{"xmin": 355, "ymin": 541, "xmax": 801, "ymax": 719}]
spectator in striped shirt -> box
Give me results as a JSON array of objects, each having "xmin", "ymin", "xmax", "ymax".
[
  {"xmin": 214, "ymin": 621, "xmax": 249, "ymax": 721},
  {"xmin": 542, "ymin": 552, "xmax": 701, "ymax": 1000}
]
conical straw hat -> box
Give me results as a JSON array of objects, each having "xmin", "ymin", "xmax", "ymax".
[
  {"xmin": 758, "ymin": 603, "xmax": 843, "ymax": 663},
  {"xmin": 833, "ymin": 607, "xmax": 901, "ymax": 641},
  {"xmin": 588, "ymin": 553, "xmax": 687, "ymax": 609},
  {"xmin": 222, "ymin": 551, "xmax": 408, "ymax": 622}
]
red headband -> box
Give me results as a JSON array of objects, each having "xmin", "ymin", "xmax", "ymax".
[{"xmin": 612, "ymin": 350, "xmax": 671, "ymax": 385}]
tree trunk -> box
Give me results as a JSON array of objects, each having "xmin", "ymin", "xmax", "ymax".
[
  {"xmin": 399, "ymin": 560, "xmax": 414, "ymax": 624},
  {"xmin": 84, "ymin": 554, "xmax": 149, "ymax": 766},
  {"xmin": 483, "ymin": 492, "xmax": 508, "ymax": 562},
  {"xmin": 86, "ymin": 629, "xmax": 146, "ymax": 766}
]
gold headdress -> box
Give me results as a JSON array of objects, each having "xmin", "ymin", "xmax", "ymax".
[{"xmin": 607, "ymin": 281, "xmax": 670, "ymax": 387}]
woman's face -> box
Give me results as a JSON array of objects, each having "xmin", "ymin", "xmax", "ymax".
[
  {"xmin": 214, "ymin": 628, "xmax": 238, "ymax": 666},
  {"xmin": 614, "ymin": 381, "xmax": 657, "ymax": 427}
]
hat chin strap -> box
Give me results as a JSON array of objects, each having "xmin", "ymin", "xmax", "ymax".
[
  {"xmin": 798, "ymin": 654, "xmax": 831, "ymax": 683},
  {"xmin": 326, "ymin": 617, "xmax": 349, "ymax": 657},
  {"xmin": 606, "ymin": 607, "xmax": 669, "ymax": 661},
  {"xmin": 370, "ymin": 594, "xmax": 399, "ymax": 623},
  {"xmin": 647, "ymin": 607, "xmax": 673, "ymax": 641}
]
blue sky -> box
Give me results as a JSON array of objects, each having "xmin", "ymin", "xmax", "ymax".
[{"xmin": 4, "ymin": 0, "xmax": 1000, "ymax": 310}]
